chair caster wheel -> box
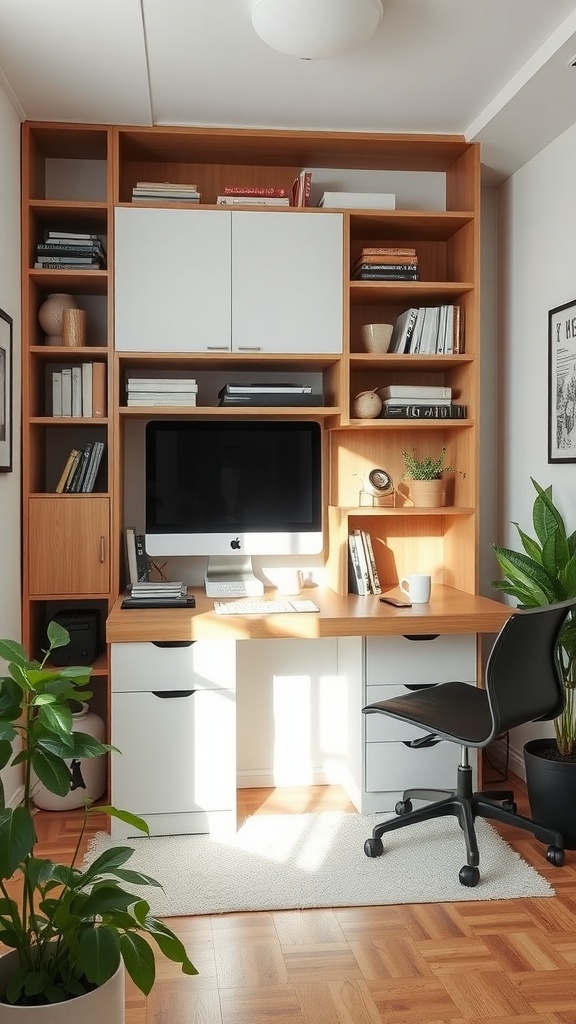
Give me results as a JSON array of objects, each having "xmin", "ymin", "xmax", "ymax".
[
  {"xmin": 395, "ymin": 800, "xmax": 413, "ymax": 816},
  {"xmin": 459, "ymin": 865, "xmax": 480, "ymax": 887},
  {"xmin": 364, "ymin": 837, "xmax": 384, "ymax": 858},
  {"xmin": 501, "ymin": 800, "xmax": 517, "ymax": 814},
  {"xmin": 546, "ymin": 845, "xmax": 565, "ymax": 867}
]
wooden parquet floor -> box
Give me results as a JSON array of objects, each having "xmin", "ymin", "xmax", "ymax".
[{"xmin": 4, "ymin": 775, "xmax": 576, "ymax": 1024}]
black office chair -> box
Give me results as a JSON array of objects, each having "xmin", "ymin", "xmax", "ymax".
[{"xmin": 363, "ymin": 598, "xmax": 576, "ymax": 887}]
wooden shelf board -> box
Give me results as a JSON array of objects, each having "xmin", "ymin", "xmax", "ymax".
[
  {"xmin": 349, "ymin": 353, "xmax": 473, "ymax": 368},
  {"xmin": 119, "ymin": 406, "xmax": 339, "ymax": 418},
  {"xmin": 345, "ymin": 419, "xmax": 474, "ymax": 429},
  {"xmin": 30, "ymin": 417, "xmax": 109, "ymax": 426},
  {"xmin": 332, "ymin": 505, "xmax": 475, "ymax": 516},
  {"xmin": 350, "ymin": 281, "xmax": 474, "ymax": 303},
  {"xmin": 115, "ymin": 351, "xmax": 341, "ymax": 370},
  {"xmin": 29, "ymin": 269, "xmax": 108, "ymax": 295},
  {"xmin": 29, "ymin": 346, "xmax": 109, "ymax": 360}
]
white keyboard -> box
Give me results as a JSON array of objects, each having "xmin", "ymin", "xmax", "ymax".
[{"xmin": 214, "ymin": 598, "xmax": 320, "ymax": 615}]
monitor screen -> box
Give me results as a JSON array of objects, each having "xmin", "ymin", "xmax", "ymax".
[{"xmin": 145, "ymin": 420, "xmax": 323, "ymax": 558}]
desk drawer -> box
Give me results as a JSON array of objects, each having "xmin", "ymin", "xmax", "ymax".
[
  {"xmin": 111, "ymin": 639, "xmax": 236, "ymax": 693},
  {"xmin": 364, "ymin": 634, "xmax": 476, "ymax": 686},
  {"xmin": 365, "ymin": 739, "xmax": 460, "ymax": 793}
]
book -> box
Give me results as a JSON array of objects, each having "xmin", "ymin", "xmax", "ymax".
[
  {"xmin": 216, "ymin": 196, "xmax": 290, "ymax": 206},
  {"xmin": 135, "ymin": 534, "xmax": 150, "ymax": 583},
  {"xmin": 359, "ymin": 247, "xmax": 416, "ymax": 256},
  {"xmin": 36, "ymin": 243, "xmax": 104, "ymax": 257},
  {"xmin": 379, "ymin": 403, "xmax": 468, "ymax": 419},
  {"xmin": 352, "ymin": 257, "xmax": 419, "ymax": 269},
  {"xmin": 219, "ymin": 383, "xmax": 312, "ymax": 395},
  {"xmin": 61, "ymin": 367, "xmax": 72, "ymax": 416},
  {"xmin": 121, "ymin": 596, "xmax": 195, "ymax": 609},
  {"xmin": 70, "ymin": 442, "xmax": 94, "ymax": 492},
  {"xmin": 92, "ymin": 362, "xmax": 106, "ymax": 417},
  {"xmin": 127, "ymin": 379, "xmax": 197, "ymax": 391},
  {"xmin": 129, "ymin": 581, "xmax": 186, "ymax": 597},
  {"xmin": 135, "ymin": 180, "xmax": 197, "ymax": 190},
  {"xmin": 52, "ymin": 370, "xmax": 62, "ymax": 417},
  {"xmin": 218, "ymin": 393, "xmax": 322, "ymax": 407},
  {"xmin": 124, "ymin": 527, "xmax": 139, "ymax": 586},
  {"xmin": 82, "ymin": 441, "xmax": 105, "ymax": 492},
  {"xmin": 348, "ymin": 535, "xmax": 367, "ymax": 596},
  {"xmin": 35, "ymin": 255, "xmax": 102, "ymax": 264},
  {"xmin": 389, "ymin": 308, "xmax": 419, "ymax": 354},
  {"xmin": 126, "ymin": 396, "xmax": 198, "ymax": 406},
  {"xmin": 318, "ymin": 191, "xmax": 395, "ymax": 209},
  {"xmin": 352, "ymin": 530, "xmax": 372, "ymax": 594},
  {"xmin": 82, "ymin": 362, "xmax": 93, "ymax": 417},
  {"xmin": 353, "ymin": 270, "xmax": 419, "ymax": 281},
  {"xmin": 63, "ymin": 449, "xmax": 83, "ymax": 492},
  {"xmin": 55, "ymin": 448, "xmax": 79, "ymax": 493},
  {"xmin": 223, "ymin": 186, "xmax": 288, "ymax": 197},
  {"xmin": 379, "ymin": 385, "xmax": 452, "ymax": 400},
  {"xmin": 132, "ymin": 187, "xmax": 200, "ymax": 199},
  {"xmin": 291, "ymin": 170, "xmax": 312, "ymax": 207},
  {"xmin": 361, "ymin": 530, "xmax": 382, "ymax": 595},
  {"xmin": 71, "ymin": 365, "xmax": 82, "ymax": 417},
  {"xmin": 45, "ymin": 230, "xmax": 100, "ymax": 240}
]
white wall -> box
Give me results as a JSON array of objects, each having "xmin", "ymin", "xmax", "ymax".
[
  {"xmin": 0, "ymin": 82, "xmax": 22, "ymax": 804},
  {"xmin": 497, "ymin": 119, "xmax": 576, "ymax": 776}
]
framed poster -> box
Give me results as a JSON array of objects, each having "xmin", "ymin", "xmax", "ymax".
[
  {"xmin": 548, "ymin": 298, "xmax": 576, "ymax": 463},
  {"xmin": 0, "ymin": 307, "xmax": 12, "ymax": 472}
]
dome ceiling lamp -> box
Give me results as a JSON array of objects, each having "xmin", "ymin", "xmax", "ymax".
[{"xmin": 251, "ymin": 0, "xmax": 384, "ymax": 60}]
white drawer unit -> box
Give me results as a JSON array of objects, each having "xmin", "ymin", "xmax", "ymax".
[
  {"xmin": 364, "ymin": 633, "xmax": 476, "ymax": 686},
  {"xmin": 365, "ymin": 740, "xmax": 462, "ymax": 807},
  {"xmin": 110, "ymin": 640, "xmax": 236, "ymax": 837}
]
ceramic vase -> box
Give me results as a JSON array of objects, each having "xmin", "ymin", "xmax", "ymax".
[
  {"xmin": 0, "ymin": 951, "xmax": 124, "ymax": 1022},
  {"xmin": 38, "ymin": 293, "xmax": 78, "ymax": 345},
  {"xmin": 31, "ymin": 702, "xmax": 106, "ymax": 810}
]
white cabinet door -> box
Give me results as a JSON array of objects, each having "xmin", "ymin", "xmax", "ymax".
[
  {"xmin": 114, "ymin": 207, "xmax": 232, "ymax": 352},
  {"xmin": 231, "ymin": 212, "xmax": 343, "ymax": 354}
]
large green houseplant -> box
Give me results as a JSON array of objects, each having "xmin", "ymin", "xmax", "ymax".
[
  {"xmin": 0, "ymin": 621, "xmax": 197, "ymax": 1008},
  {"xmin": 491, "ymin": 478, "xmax": 576, "ymax": 759}
]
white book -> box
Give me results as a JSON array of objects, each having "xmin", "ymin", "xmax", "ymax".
[
  {"xmin": 82, "ymin": 362, "xmax": 93, "ymax": 417},
  {"xmin": 379, "ymin": 384, "xmax": 452, "ymax": 399},
  {"xmin": 52, "ymin": 370, "xmax": 62, "ymax": 417},
  {"xmin": 379, "ymin": 395, "xmax": 452, "ymax": 407},
  {"xmin": 348, "ymin": 535, "xmax": 367, "ymax": 596},
  {"xmin": 127, "ymin": 380, "xmax": 198, "ymax": 391},
  {"xmin": 61, "ymin": 368, "xmax": 72, "ymax": 417},
  {"xmin": 126, "ymin": 396, "xmax": 198, "ymax": 406},
  {"xmin": 223, "ymin": 384, "xmax": 312, "ymax": 394},
  {"xmin": 352, "ymin": 530, "xmax": 372, "ymax": 594},
  {"xmin": 124, "ymin": 527, "xmax": 138, "ymax": 585},
  {"xmin": 216, "ymin": 196, "xmax": 290, "ymax": 206},
  {"xmin": 71, "ymin": 366, "xmax": 82, "ymax": 417}
]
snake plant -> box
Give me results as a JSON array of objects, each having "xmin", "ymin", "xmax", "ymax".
[{"xmin": 491, "ymin": 478, "xmax": 576, "ymax": 756}]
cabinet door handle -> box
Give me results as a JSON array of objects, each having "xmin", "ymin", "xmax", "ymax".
[
  {"xmin": 235, "ymin": 346, "xmax": 262, "ymax": 351},
  {"xmin": 152, "ymin": 641, "xmax": 195, "ymax": 649},
  {"xmin": 205, "ymin": 345, "xmax": 230, "ymax": 350},
  {"xmin": 99, "ymin": 536, "xmax": 106, "ymax": 562},
  {"xmin": 152, "ymin": 690, "xmax": 196, "ymax": 699}
]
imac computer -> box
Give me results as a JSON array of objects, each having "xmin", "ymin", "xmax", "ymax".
[{"xmin": 145, "ymin": 420, "xmax": 323, "ymax": 597}]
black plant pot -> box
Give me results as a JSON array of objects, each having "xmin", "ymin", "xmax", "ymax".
[{"xmin": 524, "ymin": 738, "xmax": 576, "ymax": 849}]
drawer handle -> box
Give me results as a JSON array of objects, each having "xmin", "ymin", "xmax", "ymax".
[
  {"xmin": 402, "ymin": 634, "xmax": 440, "ymax": 641},
  {"xmin": 152, "ymin": 641, "xmax": 195, "ymax": 649},
  {"xmin": 152, "ymin": 690, "xmax": 196, "ymax": 699},
  {"xmin": 404, "ymin": 683, "xmax": 438, "ymax": 691},
  {"xmin": 403, "ymin": 735, "xmax": 440, "ymax": 749}
]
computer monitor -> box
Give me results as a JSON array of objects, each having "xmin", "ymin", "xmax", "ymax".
[{"xmin": 145, "ymin": 420, "xmax": 323, "ymax": 596}]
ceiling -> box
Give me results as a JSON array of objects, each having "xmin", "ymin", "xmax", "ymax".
[{"xmin": 0, "ymin": 0, "xmax": 575, "ymax": 183}]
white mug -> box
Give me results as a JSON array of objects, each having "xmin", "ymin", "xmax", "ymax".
[
  {"xmin": 279, "ymin": 569, "xmax": 304, "ymax": 596},
  {"xmin": 400, "ymin": 574, "xmax": 431, "ymax": 604}
]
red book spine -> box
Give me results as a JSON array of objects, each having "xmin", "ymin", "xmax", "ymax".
[{"xmin": 223, "ymin": 186, "xmax": 288, "ymax": 197}]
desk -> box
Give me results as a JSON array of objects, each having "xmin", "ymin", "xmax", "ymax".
[{"xmin": 106, "ymin": 586, "xmax": 510, "ymax": 837}]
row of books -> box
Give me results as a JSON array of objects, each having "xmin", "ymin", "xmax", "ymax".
[
  {"xmin": 351, "ymin": 246, "xmax": 418, "ymax": 282},
  {"xmin": 51, "ymin": 362, "xmax": 106, "ymax": 418},
  {"xmin": 55, "ymin": 441, "xmax": 105, "ymax": 493},
  {"xmin": 125, "ymin": 377, "xmax": 198, "ymax": 407},
  {"xmin": 35, "ymin": 230, "xmax": 106, "ymax": 270},
  {"xmin": 390, "ymin": 305, "xmax": 462, "ymax": 355},
  {"xmin": 131, "ymin": 181, "xmax": 201, "ymax": 203},
  {"xmin": 216, "ymin": 195, "xmax": 290, "ymax": 207},
  {"xmin": 217, "ymin": 382, "xmax": 322, "ymax": 407},
  {"xmin": 348, "ymin": 529, "xmax": 381, "ymax": 596},
  {"xmin": 373, "ymin": 385, "xmax": 466, "ymax": 420}
]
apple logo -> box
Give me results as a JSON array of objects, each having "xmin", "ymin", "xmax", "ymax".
[{"xmin": 230, "ymin": 537, "xmax": 241, "ymax": 550}]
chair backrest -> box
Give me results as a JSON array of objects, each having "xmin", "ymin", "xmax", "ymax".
[{"xmin": 484, "ymin": 598, "xmax": 576, "ymax": 741}]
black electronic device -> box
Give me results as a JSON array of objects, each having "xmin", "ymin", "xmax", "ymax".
[
  {"xmin": 49, "ymin": 610, "xmax": 101, "ymax": 666},
  {"xmin": 379, "ymin": 596, "xmax": 412, "ymax": 608}
]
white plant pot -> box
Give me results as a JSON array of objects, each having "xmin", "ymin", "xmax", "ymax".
[{"xmin": 0, "ymin": 951, "xmax": 124, "ymax": 1022}]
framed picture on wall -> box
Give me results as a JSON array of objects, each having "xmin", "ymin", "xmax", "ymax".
[
  {"xmin": 0, "ymin": 307, "xmax": 13, "ymax": 472},
  {"xmin": 548, "ymin": 298, "xmax": 576, "ymax": 463}
]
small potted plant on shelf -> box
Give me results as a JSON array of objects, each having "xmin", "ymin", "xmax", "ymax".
[
  {"xmin": 0, "ymin": 620, "xmax": 197, "ymax": 1017},
  {"xmin": 491, "ymin": 478, "xmax": 576, "ymax": 847},
  {"xmin": 401, "ymin": 444, "xmax": 459, "ymax": 507}
]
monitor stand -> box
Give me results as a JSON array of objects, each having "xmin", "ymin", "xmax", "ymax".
[{"xmin": 204, "ymin": 556, "xmax": 265, "ymax": 598}]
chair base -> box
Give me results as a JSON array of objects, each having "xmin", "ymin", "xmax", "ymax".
[{"xmin": 364, "ymin": 765, "xmax": 566, "ymax": 886}]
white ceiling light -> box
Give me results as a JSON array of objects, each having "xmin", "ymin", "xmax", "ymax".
[{"xmin": 251, "ymin": 0, "xmax": 383, "ymax": 59}]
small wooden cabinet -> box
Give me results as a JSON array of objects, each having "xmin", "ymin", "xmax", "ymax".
[{"xmin": 28, "ymin": 496, "xmax": 110, "ymax": 596}]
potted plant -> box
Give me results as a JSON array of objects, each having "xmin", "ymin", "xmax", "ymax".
[
  {"xmin": 401, "ymin": 444, "xmax": 459, "ymax": 507},
  {"xmin": 0, "ymin": 620, "xmax": 197, "ymax": 1015},
  {"xmin": 491, "ymin": 477, "xmax": 576, "ymax": 846}
]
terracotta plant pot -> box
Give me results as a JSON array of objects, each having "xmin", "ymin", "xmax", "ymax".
[{"xmin": 409, "ymin": 478, "xmax": 445, "ymax": 508}]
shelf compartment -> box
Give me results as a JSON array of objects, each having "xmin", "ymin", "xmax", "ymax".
[
  {"xmin": 29, "ymin": 269, "xmax": 108, "ymax": 295},
  {"xmin": 349, "ymin": 281, "xmax": 473, "ymax": 304}
]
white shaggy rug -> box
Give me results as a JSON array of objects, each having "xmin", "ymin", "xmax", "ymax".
[{"xmin": 84, "ymin": 812, "xmax": 553, "ymax": 917}]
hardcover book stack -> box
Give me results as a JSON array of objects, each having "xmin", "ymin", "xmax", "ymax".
[
  {"xmin": 51, "ymin": 362, "xmax": 106, "ymax": 418},
  {"xmin": 122, "ymin": 581, "xmax": 193, "ymax": 609},
  {"xmin": 218, "ymin": 382, "xmax": 322, "ymax": 407},
  {"xmin": 131, "ymin": 181, "xmax": 201, "ymax": 203},
  {"xmin": 55, "ymin": 441, "xmax": 105, "ymax": 493},
  {"xmin": 216, "ymin": 186, "xmax": 290, "ymax": 206},
  {"xmin": 126, "ymin": 377, "xmax": 198, "ymax": 407},
  {"xmin": 351, "ymin": 247, "xmax": 419, "ymax": 282},
  {"xmin": 348, "ymin": 529, "xmax": 382, "ymax": 596},
  {"xmin": 35, "ymin": 231, "xmax": 106, "ymax": 270},
  {"xmin": 376, "ymin": 384, "xmax": 467, "ymax": 420},
  {"xmin": 389, "ymin": 305, "xmax": 461, "ymax": 354}
]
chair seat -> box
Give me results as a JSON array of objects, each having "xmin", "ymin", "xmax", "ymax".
[{"xmin": 363, "ymin": 679, "xmax": 493, "ymax": 747}]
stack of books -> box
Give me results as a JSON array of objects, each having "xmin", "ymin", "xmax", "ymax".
[
  {"xmin": 126, "ymin": 377, "xmax": 198, "ymax": 407},
  {"xmin": 35, "ymin": 231, "xmax": 106, "ymax": 270},
  {"xmin": 348, "ymin": 529, "xmax": 382, "ymax": 596},
  {"xmin": 51, "ymin": 362, "xmax": 106, "ymax": 418},
  {"xmin": 376, "ymin": 385, "xmax": 467, "ymax": 420},
  {"xmin": 351, "ymin": 247, "xmax": 418, "ymax": 281},
  {"xmin": 218, "ymin": 383, "xmax": 322, "ymax": 407},
  {"xmin": 131, "ymin": 181, "xmax": 201, "ymax": 203},
  {"xmin": 122, "ymin": 581, "xmax": 194, "ymax": 609},
  {"xmin": 55, "ymin": 441, "xmax": 105, "ymax": 493},
  {"xmin": 217, "ymin": 186, "xmax": 290, "ymax": 206},
  {"xmin": 389, "ymin": 305, "xmax": 461, "ymax": 354}
]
